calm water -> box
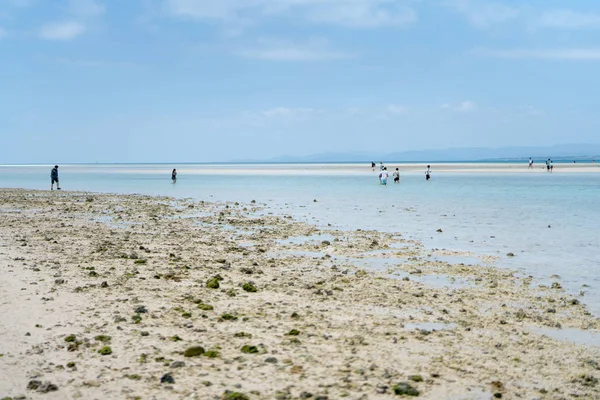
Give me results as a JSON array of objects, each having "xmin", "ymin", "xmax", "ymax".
[{"xmin": 1, "ymin": 164, "xmax": 599, "ymax": 315}]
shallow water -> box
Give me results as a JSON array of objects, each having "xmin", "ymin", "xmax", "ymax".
[
  {"xmin": 1, "ymin": 163, "xmax": 599, "ymax": 314},
  {"xmin": 532, "ymin": 327, "xmax": 600, "ymax": 347}
]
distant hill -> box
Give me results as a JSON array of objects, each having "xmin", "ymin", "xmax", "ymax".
[{"xmin": 255, "ymin": 144, "xmax": 600, "ymax": 163}]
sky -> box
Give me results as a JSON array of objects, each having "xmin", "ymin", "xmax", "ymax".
[{"xmin": 1, "ymin": 0, "xmax": 599, "ymax": 163}]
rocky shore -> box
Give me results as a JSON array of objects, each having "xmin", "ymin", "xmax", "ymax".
[{"xmin": 0, "ymin": 188, "xmax": 599, "ymax": 400}]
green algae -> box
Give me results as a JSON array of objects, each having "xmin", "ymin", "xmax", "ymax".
[
  {"xmin": 241, "ymin": 345, "xmax": 258, "ymax": 354},
  {"xmin": 221, "ymin": 391, "xmax": 249, "ymax": 400},
  {"xmin": 94, "ymin": 335, "xmax": 111, "ymax": 343},
  {"xmin": 392, "ymin": 382, "xmax": 419, "ymax": 396},
  {"xmin": 286, "ymin": 329, "xmax": 301, "ymax": 336},
  {"xmin": 221, "ymin": 313, "xmax": 238, "ymax": 321},
  {"xmin": 98, "ymin": 346, "xmax": 112, "ymax": 355},
  {"xmin": 234, "ymin": 332, "xmax": 252, "ymax": 338},
  {"xmin": 204, "ymin": 350, "xmax": 220, "ymax": 358},
  {"xmin": 198, "ymin": 302, "xmax": 214, "ymax": 311},
  {"xmin": 65, "ymin": 334, "xmax": 77, "ymax": 343},
  {"xmin": 184, "ymin": 346, "xmax": 205, "ymax": 357},
  {"xmin": 207, "ymin": 278, "xmax": 220, "ymax": 289},
  {"xmin": 242, "ymin": 282, "xmax": 257, "ymax": 292}
]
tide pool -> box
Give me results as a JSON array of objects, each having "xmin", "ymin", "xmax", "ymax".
[{"xmin": 1, "ymin": 163, "xmax": 599, "ymax": 316}]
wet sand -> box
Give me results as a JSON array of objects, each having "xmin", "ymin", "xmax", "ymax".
[{"xmin": 1, "ymin": 188, "xmax": 599, "ymax": 400}]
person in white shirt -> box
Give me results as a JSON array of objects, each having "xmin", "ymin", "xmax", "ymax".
[
  {"xmin": 528, "ymin": 158, "xmax": 533, "ymax": 169},
  {"xmin": 379, "ymin": 168, "xmax": 389, "ymax": 185},
  {"xmin": 425, "ymin": 165, "xmax": 431, "ymax": 181}
]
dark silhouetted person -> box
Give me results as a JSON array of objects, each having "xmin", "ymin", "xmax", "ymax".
[
  {"xmin": 393, "ymin": 168, "xmax": 400, "ymax": 183},
  {"xmin": 172, "ymin": 169, "xmax": 177, "ymax": 183},
  {"xmin": 50, "ymin": 165, "xmax": 60, "ymax": 190}
]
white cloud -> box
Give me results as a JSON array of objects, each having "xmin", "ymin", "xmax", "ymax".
[
  {"xmin": 236, "ymin": 38, "xmax": 354, "ymax": 61},
  {"xmin": 538, "ymin": 9, "xmax": 600, "ymax": 29},
  {"xmin": 444, "ymin": 0, "xmax": 519, "ymax": 28},
  {"xmin": 474, "ymin": 47, "xmax": 600, "ymax": 60},
  {"xmin": 455, "ymin": 101, "xmax": 477, "ymax": 112},
  {"xmin": 165, "ymin": 0, "xmax": 417, "ymax": 28},
  {"xmin": 39, "ymin": 21, "xmax": 86, "ymax": 40},
  {"xmin": 442, "ymin": 101, "xmax": 477, "ymax": 112},
  {"xmin": 387, "ymin": 104, "xmax": 407, "ymax": 114},
  {"xmin": 68, "ymin": 0, "xmax": 105, "ymax": 17}
]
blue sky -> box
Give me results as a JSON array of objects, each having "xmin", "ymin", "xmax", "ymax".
[{"xmin": 1, "ymin": 0, "xmax": 599, "ymax": 163}]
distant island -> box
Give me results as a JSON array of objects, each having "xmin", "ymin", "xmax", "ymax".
[{"xmin": 240, "ymin": 144, "xmax": 600, "ymax": 163}]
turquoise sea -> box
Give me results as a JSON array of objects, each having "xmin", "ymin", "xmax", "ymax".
[{"xmin": 1, "ymin": 163, "xmax": 599, "ymax": 317}]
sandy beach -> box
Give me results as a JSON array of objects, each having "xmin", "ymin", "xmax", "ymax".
[{"xmin": 1, "ymin": 188, "xmax": 599, "ymax": 400}]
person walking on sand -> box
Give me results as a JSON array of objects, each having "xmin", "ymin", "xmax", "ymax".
[
  {"xmin": 393, "ymin": 167, "xmax": 400, "ymax": 184},
  {"xmin": 546, "ymin": 158, "xmax": 551, "ymax": 172},
  {"xmin": 528, "ymin": 158, "xmax": 533, "ymax": 169},
  {"xmin": 371, "ymin": 161, "xmax": 376, "ymax": 171},
  {"xmin": 425, "ymin": 165, "xmax": 431, "ymax": 181},
  {"xmin": 550, "ymin": 159, "xmax": 554, "ymax": 173},
  {"xmin": 50, "ymin": 165, "xmax": 61, "ymax": 190},
  {"xmin": 172, "ymin": 169, "xmax": 177, "ymax": 183}
]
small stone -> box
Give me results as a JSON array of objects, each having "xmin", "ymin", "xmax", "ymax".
[
  {"xmin": 376, "ymin": 385, "xmax": 388, "ymax": 394},
  {"xmin": 436, "ymin": 229, "xmax": 443, "ymax": 233},
  {"xmin": 55, "ymin": 279, "xmax": 65, "ymax": 285},
  {"xmin": 160, "ymin": 373, "xmax": 175, "ymax": 384},
  {"xmin": 300, "ymin": 392, "xmax": 313, "ymax": 399},
  {"xmin": 265, "ymin": 357, "xmax": 278, "ymax": 364},
  {"xmin": 141, "ymin": 331, "xmax": 150, "ymax": 336},
  {"xmin": 135, "ymin": 305, "xmax": 148, "ymax": 314},
  {"xmin": 100, "ymin": 281, "xmax": 109, "ymax": 288},
  {"xmin": 37, "ymin": 382, "xmax": 59, "ymax": 393},
  {"xmin": 171, "ymin": 361, "xmax": 186, "ymax": 368},
  {"xmin": 506, "ymin": 253, "xmax": 515, "ymax": 257}
]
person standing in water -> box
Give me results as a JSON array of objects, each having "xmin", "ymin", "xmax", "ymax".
[
  {"xmin": 172, "ymin": 169, "xmax": 177, "ymax": 183},
  {"xmin": 393, "ymin": 167, "xmax": 400, "ymax": 184},
  {"xmin": 425, "ymin": 165, "xmax": 431, "ymax": 181},
  {"xmin": 380, "ymin": 167, "xmax": 389, "ymax": 185},
  {"xmin": 50, "ymin": 165, "xmax": 60, "ymax": 190},
  {"xmin": 549, "ymin": 160, "xmax": 554, "ymax": 173},
  {"xmin": 371, "ymin": 161, "xmax": 376, "ymax": 171},
  {"xmin": 546, "ymin": 158, "xmax": 551, "ymax": 172}
]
